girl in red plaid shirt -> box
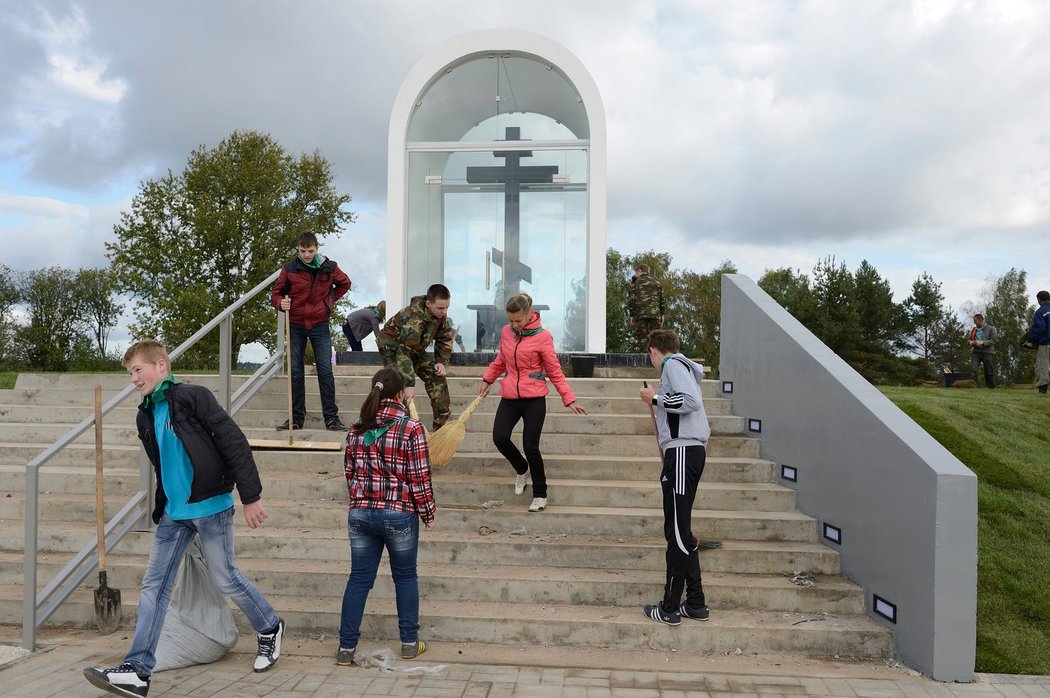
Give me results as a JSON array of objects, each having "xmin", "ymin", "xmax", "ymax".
[{"xmin": 338, "ymin": 368, "xmax": 436, "ymax": 666}]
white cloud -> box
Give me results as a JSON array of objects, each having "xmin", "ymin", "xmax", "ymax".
[{"xmin": 0, "ymin": 0, "xmax": 1047, "ymax": 347}]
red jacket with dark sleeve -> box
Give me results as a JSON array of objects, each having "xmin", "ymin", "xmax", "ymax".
[{"xmin": 270, "ymin": 255, "xmax": 351, "ymax": 329}]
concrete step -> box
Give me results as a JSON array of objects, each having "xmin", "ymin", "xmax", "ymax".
[
  {"xmin": 1, "ymin": 554, "xmax": 862, "ymax": 614},
  {"xmin": 0, "ymin": 453, "xmax": 778, "ymax": 485},
  {"xmin": 0, "ymin": 425, "xmax": 761, "ymax": 458},
  {"xmin": 442, "ymin": 453, "xmax": 777, "ymax": 483},
  {"xmin": 0, "ymin": 478, "xmax": 798, "ymax": 519},
  {"xmin": 6, "ymin": 495, "xmax": 818, "ymax": 539},
  {"xmin": 0, "ymin": 404, "xmax": 744, "ymax": 436},
  {"xmin": 0, "ymin": 394, "xmax": 736, "ymax": 417},
  {"xmin": 2, "ymin": 525, "xmax": 842, "ymax": 575},
  {"xmin": 10, "ymin": 373, "xmax": 724, "ymax": 399},
  {"xmin": 0, "ymin": 585, "xmax": 890, "ymax": 658}
]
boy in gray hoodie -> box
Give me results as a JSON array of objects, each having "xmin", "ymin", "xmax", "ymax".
[{"xmin": 639, "ymin": 329, "xmax": 711, "ymax": 625}]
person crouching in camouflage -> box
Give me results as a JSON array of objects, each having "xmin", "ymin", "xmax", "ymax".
[
  {"xmin": 628, "ymin": 263, "xmax": 665, "ymax": 352},
  {"xmin": 377, "ymin": 284, "xmax": 453, "ymax": 430}
]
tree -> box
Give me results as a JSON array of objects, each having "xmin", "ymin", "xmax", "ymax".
[
  {"xmin": 667, "ymin": 260, "xmax": 737, "ymax": 371},
  {"xmin": 903, "ymin": 271, "xmax": 945, "ymax": 366},
  {"xmin": 984, "ymin": 268, "xmax": 1033, "ymax": 385},
  {"xmin": 76, "ymin": 267, "xmax": 124, "ymax": 358},
  {"xmin": 758, "ymin": 267, "xmax": 814, "ymax": 327},
  {"xmin": 810, "ymin": 257, "xmax": 861, "ymax": 358},
  {"xmin": 852, "ymin": 260, "xmax": 899, "ymax": 355},
  {"xmin": 17, "ymin": 267, "xmax": 84, "ymax": 370},
  {"xmin": 561, "ymin": 278, "xmax": 587, "ymax": 351},
  {"xmin": 605, "ymin": 248, "xmax": 633, "ymax": 353},
  {"xmin": 605, "ymin": 249, "xmax": 672, "ymax": 354},
  {"xmin": 928, "ymin": 306, "xmax": 970, "ymax": 374},
  {"xmin": 0, "ymin": 265, "xmax": 19, "ymax": 368},
  {"xmin": 107, "ymin": 130, "xmax": 355, "ymax": 368}
]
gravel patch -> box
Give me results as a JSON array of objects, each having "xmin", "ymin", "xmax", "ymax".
[{"xmin": 0, "ymin": 644, "xmax": 31, "ymax": 666}]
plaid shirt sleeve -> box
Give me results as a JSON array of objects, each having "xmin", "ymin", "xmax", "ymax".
[{"xmin": 402, "ymin": 420, "xmax": 436, "ymax": 525}]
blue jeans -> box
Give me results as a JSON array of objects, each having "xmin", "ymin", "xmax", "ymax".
[
  {"xmin": 339, "ymin": 508, "xmax": 420, "ymax": 649},
  {"xmin": 124, "ymin": 508, "xmax": 279, "ymax": 677},
  {"xmin": 290, "ymin": 322, "xmax": 338, "ymax": 423}
]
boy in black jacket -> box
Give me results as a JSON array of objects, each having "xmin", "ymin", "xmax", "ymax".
[{"xmin": 84, "ymin": 340, "xmax": 284, "ymax": 698}]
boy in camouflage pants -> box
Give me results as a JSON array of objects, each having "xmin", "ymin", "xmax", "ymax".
[
  {"xmin": 628, "ymin": 263, "xmax": 665, "ymax": 352},
  {"xmin": 377, "ymin": 284, "xmax": 454, "ymax": 430}
]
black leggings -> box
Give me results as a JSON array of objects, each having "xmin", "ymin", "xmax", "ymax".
[
  {"xmin": 661, "ymin": 444, "xmax": 707, "ymax": 612},
  {"xmin": 492, "ymin": 397, "xmax": 548, "ymax": 498}
]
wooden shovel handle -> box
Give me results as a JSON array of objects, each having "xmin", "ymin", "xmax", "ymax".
[
  {"xmin": 286, "ymin": 314, "xmax": 293, "ymax": 446},
  {"xmin": 94, "ymin": 385, "xmax": 106, "ymax": 571}
]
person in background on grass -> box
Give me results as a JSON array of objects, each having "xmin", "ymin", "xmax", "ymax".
[
  {"xmin": 342, "ymin": 301, "xmax": 386, "ymax": 351},
  {"xmin": 337, "ymin": 367, "xmax": 436, "ymax": 667},
  {"xmin": 271, "ymin": 230, "xmax": 351, "ymax": 432},
  {"xmin": 478, "ymin": 293, "xmax": 587, "ymax": 513},
  {"xmin": 84, "ymin": 340, "xmax": 284, "ymax": 698},
  {"xmin": 638, "ymin": 329, "xmax": 711, "ymax": 627},
  {"xmin": 968, "ymin": 313, "xmax": 998, "ymax": 388},
  {"xmin": 377, "ymin": 284, "xmax": 454, "ymax": 431},
  {"xmin": 1025, "ymin": 290, "xmax": 1050, "ymax": 394}
]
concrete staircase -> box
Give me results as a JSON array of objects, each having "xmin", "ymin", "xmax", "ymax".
[{"xmin": 0, "ymin": 367, "xmax": 892, "ymax": 666}]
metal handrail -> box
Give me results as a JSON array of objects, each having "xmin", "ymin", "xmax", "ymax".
[{"xmin": 22, "ymin": 269, "xmax": 284, "ymax": 650}]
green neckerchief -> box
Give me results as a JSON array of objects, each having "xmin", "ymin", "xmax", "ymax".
[
  {"xmin": 142, "ymin": 374, "xmax": 181, "ymax": 409},
  {"xmin": 514, "ymin": 319, "xmax": 543, "ymax": 337},
  {"xmin": 363, "ymin": 416, "xmax": 408, "ymax": 447},
  {"xmin": 298, "ymin": 253, "xmax": 324, "ymax": 269}
]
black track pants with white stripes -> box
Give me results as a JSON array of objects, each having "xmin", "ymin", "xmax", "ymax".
[{"xmin": 660, "ymin": 444, "xmax": 707, "ymax": 613}]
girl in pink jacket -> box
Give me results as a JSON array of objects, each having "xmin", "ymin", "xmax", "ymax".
[{"xmin": 478, "ymin": 293, "xmax": 587, "ymax": 512}]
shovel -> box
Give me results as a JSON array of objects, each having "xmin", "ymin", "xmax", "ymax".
[
  {"xmin": 93, "ymin": 384, "xmax": 122, "ymax": 634},
  {"xmin": 643, "ymin": 381, "xmax": 721, "ymax": 550}
]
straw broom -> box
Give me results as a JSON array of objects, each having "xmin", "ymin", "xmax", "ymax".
[
  {"xmin": 407, "ymin": 398, "xmax": 428, "ymax": 439},
  {"xmin": 427, "ymin": 393, "xmax": 485, "ymax": 467}
]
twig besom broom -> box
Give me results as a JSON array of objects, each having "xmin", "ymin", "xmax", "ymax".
[{"xmin": 427, "ymin": 393, "xmax": 485, "ymax": 466}]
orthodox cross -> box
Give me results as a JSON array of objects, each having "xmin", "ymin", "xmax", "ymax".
[{"xmin": 466, "ymin": 126, "xmax": 559, "ymax": 300}]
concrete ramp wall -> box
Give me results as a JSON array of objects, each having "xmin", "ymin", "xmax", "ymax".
[{"xmin": 719, "ymin": 274, "xmax": 977, "ymax": 681}]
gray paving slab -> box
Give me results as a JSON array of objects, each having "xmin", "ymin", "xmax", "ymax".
[{"xmin": 0, "ymin": 629, "xmax": 1047, "ymax": 698}]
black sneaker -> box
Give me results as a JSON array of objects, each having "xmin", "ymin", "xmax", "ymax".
[
  {"xmin": 254, "ymin": 617, "xmax": 285, "ymax": 672},
  {"xmin": 325, "ymin": 418, "xmax": 347, "ymax": 432},
  {"xmin": 680, "ymin": 604, "xmax": 710, "ymax": 621},
  {"xmin": 336, "ymin": 647, "xmax": 355, "ymax": 666},
  {"xmin": 643, "ymin": 603, "xmax": 681, "ymax": 626},
  {"xmin": 276, "ymin": 420, "xmax": 303, "ymax": 431},
  {"xmin": 83, "ymin": 663, "xmax": 150, "ymax": 697}
]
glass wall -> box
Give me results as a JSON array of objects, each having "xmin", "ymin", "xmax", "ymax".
[{"xmin": 405, "ymin": 53, "xmax": 590, "ymax": 352}]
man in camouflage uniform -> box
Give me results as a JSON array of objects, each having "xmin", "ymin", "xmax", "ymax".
[
  {"xmin": 628, "ymin": 263, "xmax": 665, "ymax": 352},
  {"xmin": 377, "ymin": 283, "xmax": 454, "ymax": 430}
]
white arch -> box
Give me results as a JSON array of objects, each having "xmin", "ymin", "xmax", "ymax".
[{"xmin": 387, "ymin": 29, "xmax": 607, "ymax": 351}]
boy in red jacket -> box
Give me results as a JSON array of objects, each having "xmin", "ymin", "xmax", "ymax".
[{"xmin": 271, "ymin": 231, "xmax": 351, "ymax": 431}]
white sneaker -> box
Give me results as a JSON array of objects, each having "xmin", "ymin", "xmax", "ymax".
[
  {"xmin": 514, "ymin": 472, "xmax": 530, "ymax": 496},
  {"xmin": 254, "ymin": 617, "xmax": 284, "ymax": 672},
  {"xmin": 528, "ymin": 497, "xmax": 547, "ymax": 512}
]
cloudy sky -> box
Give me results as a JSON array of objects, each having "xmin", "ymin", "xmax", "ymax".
[{"xmin": 1, "ymin": 0, "xmax": 1048, "ymax": 355}]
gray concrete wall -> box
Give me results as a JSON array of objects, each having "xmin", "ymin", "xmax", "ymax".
[{"xmin": 719, "ymin": 274, "xmax": 977, "ymax": 681}]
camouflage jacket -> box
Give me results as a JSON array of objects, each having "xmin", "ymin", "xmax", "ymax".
[
  {"xmin": 628, "ymin": 272, "xmax": 665, "ymax": 319},
  {"xmin": 377, "ymin": 295, "xmax": 454, "ymax": 364}
]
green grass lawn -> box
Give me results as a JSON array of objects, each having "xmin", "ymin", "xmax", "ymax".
[
  {"xmin": 0, "ymin": 372, "xmax": 16, "ymax": 390},
  {"xmin": 880, "ymin": 386, "xmax": 1050, "ymax": 674}
]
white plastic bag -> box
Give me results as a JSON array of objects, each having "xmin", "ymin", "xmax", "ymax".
[{"xmin": 153, "ymin": 538, "xmax": 239, "ymax": 672}]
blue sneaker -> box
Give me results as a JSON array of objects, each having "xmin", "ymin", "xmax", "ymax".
[
  {"xmin": 680, "ymin": 604, "xmax": 710, "ymax": 621},
  {"xmin": 643, "ymin": 603, "xmax": 681, "ymax": 626}
]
